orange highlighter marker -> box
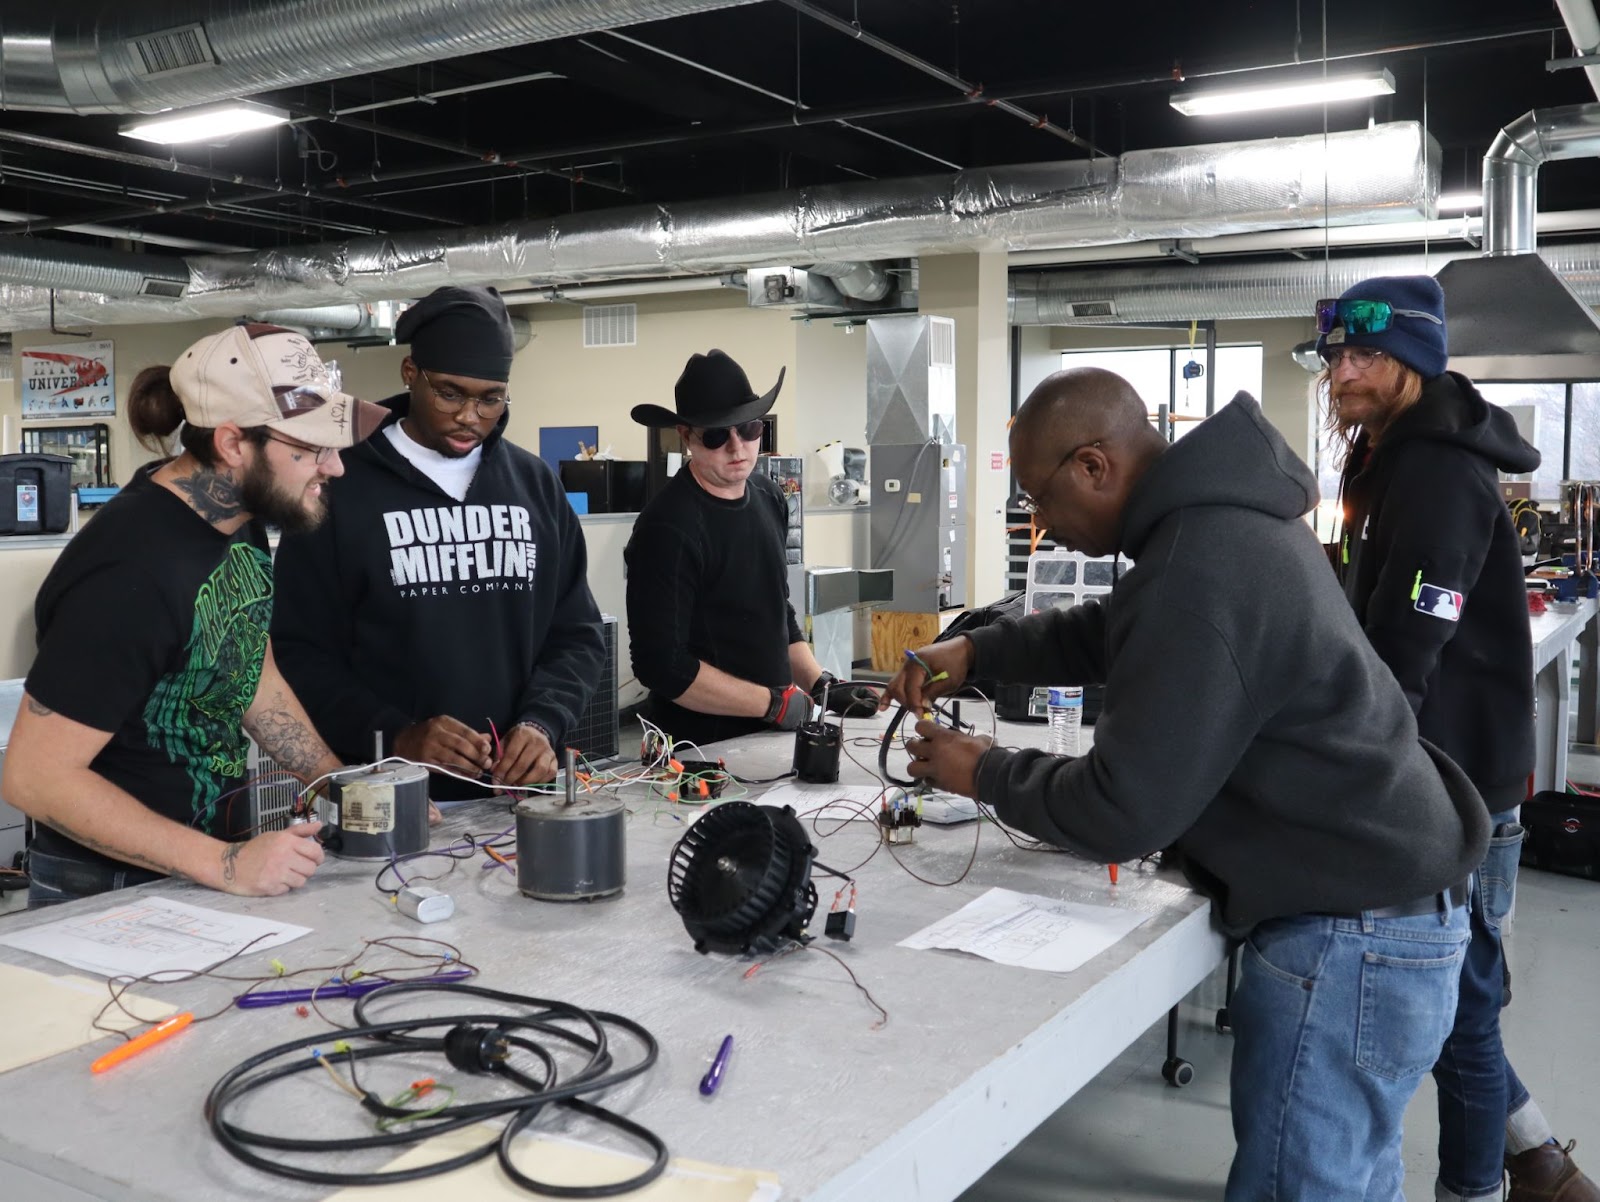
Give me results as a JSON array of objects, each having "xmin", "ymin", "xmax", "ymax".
[{"xmin": 91, "ymin": 1011, "xmax": 193, "ymax": 1074}]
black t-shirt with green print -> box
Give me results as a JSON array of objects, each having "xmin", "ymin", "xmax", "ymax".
[{"xmin": 26, "ymin": 465, "xmax": 273, "ymax": 869}]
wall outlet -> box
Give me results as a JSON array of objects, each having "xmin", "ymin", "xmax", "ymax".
[{"xmin": 884, "ymin": 479, "xmax": 902, "ymax": 492}]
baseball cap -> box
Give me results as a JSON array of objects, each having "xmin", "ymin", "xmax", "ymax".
[{"xmin": 169, "ymin": 323, "xmax": 388, "ymax": 449}]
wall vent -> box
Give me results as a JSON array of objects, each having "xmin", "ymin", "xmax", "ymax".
[
  {"xmin": 128, "ymin": 24, "xmax": 216, "ymax": 77},
  {"xmin": 928, "ymin": 316, "xmax": 955, "ymax": 367},
  {"xmin": 1067, "ymin": 300, "xmax": 1117, "ymax": 319},
  {"xmin": 139, "ymin": 278, "xmax": 187, "ymax": 299},
  {"xmin": 583, "ymin": 303, "xmax": 637, "ymax": 348}
]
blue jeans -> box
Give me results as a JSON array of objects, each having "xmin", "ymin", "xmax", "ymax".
[
  {"xmin": 26, "ymin": 846, "xmax": 163, "ymax": 908},
  {"xmin": 1226, "ymin": 899, "xmax": 1470, "ymax": 1201},
  {"xmin": 1433, "ymin": 810, "xmax": 1528, "ymax": 1200}
]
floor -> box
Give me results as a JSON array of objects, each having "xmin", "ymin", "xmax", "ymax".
[{"xmin": 959, "ymin": 867, "xmax": 1600, "ymax": 1202}]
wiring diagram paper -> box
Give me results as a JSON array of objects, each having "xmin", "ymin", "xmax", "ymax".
[
  {"xmin": 0, "ymin": 895, "xmax": 310, "ymax": 978},
  {"xmin": 898, "ymin": 886, "xmax": 1151, "ymax": 973}
]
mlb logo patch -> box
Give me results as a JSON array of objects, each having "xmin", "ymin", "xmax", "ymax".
[{"xmin": 1415, "ymin": 583, "xmax": 1464, "ymax": 621}]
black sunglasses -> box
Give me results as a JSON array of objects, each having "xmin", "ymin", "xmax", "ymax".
[{"xmin": 697, "ymin": 419, "xmax": 765, "ymax": 450}]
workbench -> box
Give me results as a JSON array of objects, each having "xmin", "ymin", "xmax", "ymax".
[
  {"xmin": 0, "ymin": 712, "xmax": 1226, "ymax": 1202},
  {"xmin": 1530, "ymin": 597, "xmax": 1599, "ymax": 793}
]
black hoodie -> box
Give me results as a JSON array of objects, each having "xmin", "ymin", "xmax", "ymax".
[
  {"xmin": 970, "ymin": 394, "xmax": 1489, "ymax": 936},
  {"xmin": 271, "ymin": 393, "xmax": 605, "ymax": 792},
  {"xmin": 1336, "ymin": 372, "xmax": 1540, "ymax": 809}
]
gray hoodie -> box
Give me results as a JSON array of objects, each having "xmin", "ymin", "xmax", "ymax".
[{"xmin": 971, "ymin": 394, "xmax": 1489, "ymax": 935}]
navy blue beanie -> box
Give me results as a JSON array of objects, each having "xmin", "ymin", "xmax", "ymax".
[{"xmin": 1315, "ymin": 274, "xmax": 1448, "ymax": 379}]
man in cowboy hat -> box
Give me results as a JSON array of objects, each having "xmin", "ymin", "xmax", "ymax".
[{"xmin": 625, "ymin": 349, "xmax": 876, "ymax": 747}]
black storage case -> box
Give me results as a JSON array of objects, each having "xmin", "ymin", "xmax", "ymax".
[
  {"xmin": 0, "ymin": 453, "xmax": 73, "ymax": 534},
  {"xmin": 559, "ymin": 460, "xmax": 647, "ymax": 514}
]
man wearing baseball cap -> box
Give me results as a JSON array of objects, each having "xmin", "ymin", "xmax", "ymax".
[
  {"xmin": 272, "ymin": 285, "xmax": 605, "ymax": 793},
  {"xmin": 624, "ymin": 349, "xmax": 876, "ymax": 748},
  {"xmin": 3, "ymin": 323, "xmax": 386, "ymax": 904},
  {"xmin": 1321, "ymin": 277, "xmax": 1595, "ymax": 1201}
]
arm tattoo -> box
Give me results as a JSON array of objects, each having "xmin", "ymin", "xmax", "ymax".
[
  {"xmin": 246, "ymin": 702, "xmax": 328, "ymax": 777},
  {"xmin": 171, "ymin": 467, "xmax": 243, "ymax": 523},
  {"xmin": 221, "ymin": 842, "xmax": 241, "ymax": 885},
  {"xmin": 43, "ymin": 817, "xmax": 192, "ymax": 883},
  {"xmin": 25, "ymin": 697, "xmax": 54, "ymax": 716}
]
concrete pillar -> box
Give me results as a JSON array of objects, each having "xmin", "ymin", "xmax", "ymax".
[{"xmin": 919, "ymin": 251, "xmax": 1011, "ymax": 608}]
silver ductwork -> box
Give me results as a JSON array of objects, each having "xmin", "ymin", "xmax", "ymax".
[
  {"xmin": 1009, "ymin": 242, "xmax": 1600, "ymax": 325},
  {"xmin": 250, "ymin": 305, "xmax": 368, "ymax": 331},
  {"xmin": 1438, "ymin": 101, "xmax": 1600, "ymax": 380},
  {"xmin": 0, "ymin": 122, "xmax": 1437, "ymax": 330},
  {"xmin": 0, "ymin": 1, "xmax": 763, "ymax": 114},
  {"xmin": 1482, "ymin": 104, "xmax": 1600, "ymax": 256},
  {"xmin": 807, "ymin": 260, "xmax": 893, "ymax": 302},
  {"xmin": 0, "ymin": 237, "xmax": 189, "ymax": 298}
]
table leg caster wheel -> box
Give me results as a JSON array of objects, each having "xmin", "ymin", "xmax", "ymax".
[
  {"xmin": 1215, "ymin": 1007, "xmax": 1231, "ymax": 1033},
  {"xmin": 1161, "ymin": 1057, "xmax": 1194, "ymax": 1088}
]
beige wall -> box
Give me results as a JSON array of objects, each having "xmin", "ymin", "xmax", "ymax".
[
  {"xmin": 922, "ymin": 252, "xmax": 1013, "ymax": 609},
  {"xmin": 504, "ymin": 290, "xmax": 799, "ymax": 463}
]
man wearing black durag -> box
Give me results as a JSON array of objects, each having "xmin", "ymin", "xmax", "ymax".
[{"xmin": 273, "ymin": 285, "xmax": 605, "ymax": 794}]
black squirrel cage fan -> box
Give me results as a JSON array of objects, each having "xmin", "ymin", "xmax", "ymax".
[{"xmin": 667, "ymin": 803, "xmax": 819, "ymax": 955}]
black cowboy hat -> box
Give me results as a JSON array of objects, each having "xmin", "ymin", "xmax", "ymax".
[{"xmin": 630, "ymin": 349, "xmax": 785, "ymax": 429}]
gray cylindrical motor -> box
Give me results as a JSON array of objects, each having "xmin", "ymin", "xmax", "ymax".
[
  {"xmin": 513, "ymin": 752, "xmax": 626, "ymax": 901},
  {"xmin": 318, "ymin": 763, "xmax": 430, "ymax": 861}
]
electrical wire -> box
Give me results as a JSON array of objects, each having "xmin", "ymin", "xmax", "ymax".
[{"xmin": 205, "ymin": 981, "xmax": 665, "ymax": 1197}]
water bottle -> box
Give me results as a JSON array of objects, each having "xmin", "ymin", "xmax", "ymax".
[{"xmin": 1046, "ymin": 686, "xmax": 1083, "ymax": 755}]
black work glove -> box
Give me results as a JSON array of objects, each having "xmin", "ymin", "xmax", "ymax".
[
  {"xmin": 810, "ymin": 672, "xmax": 878, "ymax": 718},
  {"xmin": 764, "ymin": 684, "xmax": 811, "ymax": 731}
]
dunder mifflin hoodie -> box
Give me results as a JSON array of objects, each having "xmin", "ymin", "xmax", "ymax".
[{"xmin": 272, "ymin": 393, "xmax": 605, "ymax": 794}]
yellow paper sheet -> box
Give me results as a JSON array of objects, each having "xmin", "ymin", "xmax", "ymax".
[
  {"xmin": 325, "ymin": 1123, "xmax": 780, "ymax": 1201},
  {"xmin": 0, "ymin": 961, "xmax": 177, "ymax": 1074}
]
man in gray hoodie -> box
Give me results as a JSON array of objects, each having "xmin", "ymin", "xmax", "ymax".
[{"xmin": 884, "ymin": 367, "xmax": 1489, "ymax": 1201}]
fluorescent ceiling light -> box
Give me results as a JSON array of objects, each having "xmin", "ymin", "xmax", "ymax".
[
  {"xmin": 120, "ymin": 101, "xmax": 289, "ymax": 145},
  {"xmin": 1437, "ymin": 192, "xmax": 1484, "ymax": 212},
  {"xmin": 1170, "ymin": 68, "xmax": 1395, "ymax": 117}
]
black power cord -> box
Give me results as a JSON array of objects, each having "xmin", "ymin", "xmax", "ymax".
[
  {"xmin": 878, "ymin": 700, "xmax": 977, "ymax": 787},
  {"xmin": 205, "ymin": 981, "xmax": 666, "ymax": 1197}
]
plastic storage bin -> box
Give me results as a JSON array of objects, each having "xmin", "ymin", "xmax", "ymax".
[{"xmin": 0, "ymin": 453, "xmax": 72, "ymax": 534}]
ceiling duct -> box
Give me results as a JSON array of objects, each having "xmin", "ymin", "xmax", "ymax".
[
  {"xmin": 0, "ymin": 1, "xmax": 763, "ymax": 114},
  {"xmin": 0, "ymin": 123, "xmax": 1437, "ymax": 330},
  {"xmin": 1009, "ymin": 242, "xmax": 1600, "ymax": 325},
  {"xmin": 0, "ymin": 236, "xmax": 189, "ymax": 298},
  {"xmin": 807, "ymin": 261, "xmax": 893, "ymax": 302},
  {"xmin": 1436, "ymin": 102, "xmax": 1600, "ymax": 380}
]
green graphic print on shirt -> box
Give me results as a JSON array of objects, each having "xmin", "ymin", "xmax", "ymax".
[{"xmin": 141, "ymin": 541, "xmax": 273, "ymax": 833}]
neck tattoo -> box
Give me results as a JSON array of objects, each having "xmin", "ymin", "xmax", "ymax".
[{"xmin": 173, "ymin": 467, "xmax": 243, "ymax": 523}]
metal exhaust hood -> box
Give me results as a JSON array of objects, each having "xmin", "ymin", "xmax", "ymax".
[
  {"xmin": 1436, "ymin": 103, "xmax": 1600, "ymax": 382},
  {"xmin": 1436, "ymin": 252, "xmax": 1600, "ymax": 381}
]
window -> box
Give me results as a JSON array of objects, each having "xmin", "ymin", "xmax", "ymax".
[
  {"xmin": 1060, "ymin": 344, "xmax": 1264, "ymax": 440},
  {"xmin": 1477, "ymin": 383, "xmax": 1565, "ymax": 500}
]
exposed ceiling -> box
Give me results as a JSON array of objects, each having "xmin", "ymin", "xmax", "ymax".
[{"xmin": 1, "ymin": 1, "xmax": 1597, "ymax": 263}]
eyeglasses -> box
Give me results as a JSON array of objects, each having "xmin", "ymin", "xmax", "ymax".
[
  {"xmin": 1314, "ymin": 297, "xmax": 1443, "ymax": 336},
  {"xmin": 264, "ymin": 431, "xmax": 337, "ymax": 465},
  {"xmin": 697, "ymin": 419, "xmax": 766, "ymax": 450},
  {"xmin": 1016, "ymin": 440, "xmax": 1101, "ymax": 515},
  {"xmin": 418, "ymin": 369, "xmax": 510, "ymax": 417},
  {"xmin": 1319, "ymin": 346, "xmax": 1390, "ymax": 372}
]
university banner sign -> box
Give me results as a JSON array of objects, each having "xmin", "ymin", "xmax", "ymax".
[{"xmin": 20, "ymin": 340, "xmax": 115, "ymax": 418}]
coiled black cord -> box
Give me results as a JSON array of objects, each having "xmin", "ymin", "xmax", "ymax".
[{"xmin": 204, "ymin": 981, "xmax": 666, "ymax": 1197}]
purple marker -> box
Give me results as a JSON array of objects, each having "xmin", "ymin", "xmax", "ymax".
[{"xmin": 699, "ymin": 1034, "xmax": 734, "ymax": 1097}]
